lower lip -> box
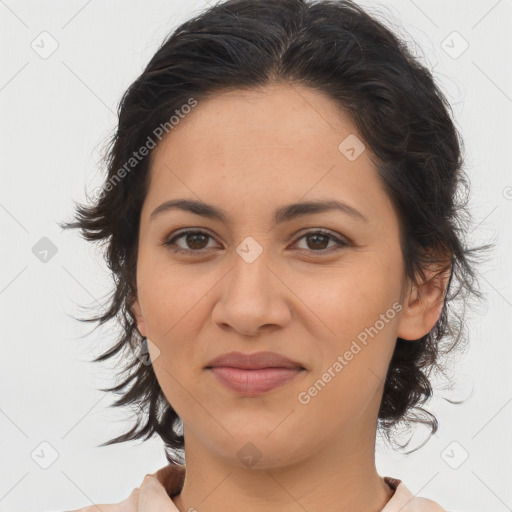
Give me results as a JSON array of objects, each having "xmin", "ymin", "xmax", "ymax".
[{"xmin": 208, "ymin": 367, "xmax": 304, "ymax": 395}]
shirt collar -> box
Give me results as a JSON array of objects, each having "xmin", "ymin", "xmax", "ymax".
[{"xmin": 138, "ymin": 463, "xmax": 184, "ymax": 511}]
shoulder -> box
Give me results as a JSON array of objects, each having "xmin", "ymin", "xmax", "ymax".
[
  {"xmin": 64, "ymin": 464, "xmax": 182, "ymax": 512},
  {"xmin": 383, "ymin": 477, "xmax": 447, "ymax": 512},
  {"xmin": 409, "ymin": 496, "xmax": 447, "ymax": 512},
  {"xmin": 67, "ymin": 486, "xmax": 140, "ymax": 512}
]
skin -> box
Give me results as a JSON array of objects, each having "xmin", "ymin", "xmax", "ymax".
[{"xmin": 131, "ymin": 83, "xmax": 449, "ymax": 512}]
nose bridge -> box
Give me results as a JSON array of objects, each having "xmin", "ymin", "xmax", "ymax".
[
  {"xmin": 212, "ymin": 237, "xmax": 289, "ymax": 334},
  {"xmin": 229, "ymin": 236, "xmax": 274, "ymax": 301}
]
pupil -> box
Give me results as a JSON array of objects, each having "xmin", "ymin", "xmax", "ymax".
[
  {"xmin": 187, "ymin": 233, "xmax": 208, "ymax": 249},
  {"xmin": 308, "ymin": 234, "xmax": 328, "ymax": 250}
]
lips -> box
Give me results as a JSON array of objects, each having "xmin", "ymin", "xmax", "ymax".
[
  {"xmin": 205, "ymin": 351, "xmax": 306, "ymax": 395},
  {"xmin": 205, "ymin": 351, "xmax": 305, "ymax": 370}
]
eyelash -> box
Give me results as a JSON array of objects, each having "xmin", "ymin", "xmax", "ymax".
[{"xmin": 162, "ymin": 228, "xmax": 350, "ymax": 257}]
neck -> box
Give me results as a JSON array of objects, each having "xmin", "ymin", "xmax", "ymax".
[{"xmin": 172, "ymin": 422, "xmax": 394, "ymax": 512}]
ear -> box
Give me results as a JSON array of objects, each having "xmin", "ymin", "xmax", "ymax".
[
  {"xmin": 131, "ymin": 298, "xmax": 148, "ymax": 338},
  {"xmin": 397, "ymin": 261, "xmax": 451, "ymax": 341}
]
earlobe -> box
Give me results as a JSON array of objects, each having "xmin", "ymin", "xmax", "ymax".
[
  {"xmin": 396, "ymin": 264, "xmax": 450, "ymax": 341},
  {"xmin": 131, "ymin": 299, "xmax": 148, "ymax": 338}
]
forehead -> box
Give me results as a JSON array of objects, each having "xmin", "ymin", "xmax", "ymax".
[
  {"xmin": 143, "ymin": 83, "xmax": 389, "ymax": 225},
  {"xmin": 151, "ymin": 83, "xmax": 358, "ymax": 165}
]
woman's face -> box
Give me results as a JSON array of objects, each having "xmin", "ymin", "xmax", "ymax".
[{"xmin": 132, "ymin": 83, "xmax": 419, "ymax": 467}]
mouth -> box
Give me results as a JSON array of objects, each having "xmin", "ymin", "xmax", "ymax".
[
  {"xmin": 205, "ymin": 351, "xmax": 305, "ymax": 370},
  {"xmin": 204, "ymin": 351, "xmax": 306, "ymax": 395},
  {"xmin": 206, "ymin": 366, "xmax": 306, "ymax": 395}
]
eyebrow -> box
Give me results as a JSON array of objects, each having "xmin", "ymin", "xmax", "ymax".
[{"xmin": 149, "ymin": 198, "xmax": 368, "ymax": 225}]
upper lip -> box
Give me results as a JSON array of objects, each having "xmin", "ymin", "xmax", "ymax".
[{"xmin": 205, "ymin": 351, "xmax": 305, "ymax": 370}]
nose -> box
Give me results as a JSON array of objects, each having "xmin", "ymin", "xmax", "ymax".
[{"xmin": 211, "ymin": 249, "xmax": 292, "ymax": 337}]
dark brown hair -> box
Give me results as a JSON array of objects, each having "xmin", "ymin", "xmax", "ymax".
[{"xmin": 60, "ymin": 0, "xmax": 492, "ymax": 463}]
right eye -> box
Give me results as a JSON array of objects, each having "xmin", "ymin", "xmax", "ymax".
[{"xmin": 162, "ymin": 229, "xmax": 221, "ymax": 255}]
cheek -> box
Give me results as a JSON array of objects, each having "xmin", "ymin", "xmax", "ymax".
[
  {"xmin": 291, "ymin": 256, "xmax": 401, "ymax": 396},
  {"xmin": 136, "ymin": 259, "xmax": 221, "ymax": 402},
  {"xmin": 137, "ymin": 255, "xmax": 213, "ymax": 338},
  {"xmin": 290, "ymin": 255, "xmax": 402, "ymax": 340},
  {"xmin": 296, "ymin": 285, "xmax": 399, "ymax": 430}
]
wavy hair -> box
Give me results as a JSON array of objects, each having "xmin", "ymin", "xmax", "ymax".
[{"xmin": 60, "ymin": 0, "xmax": 492, "ymax": 463}]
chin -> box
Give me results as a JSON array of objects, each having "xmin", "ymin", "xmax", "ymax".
[{"xmin": 207, "ymin": 430, "xmax": 309, "ymax": 470}]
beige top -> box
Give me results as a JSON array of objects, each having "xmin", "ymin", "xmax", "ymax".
[{"xmin": 69, "ymin": 463, "xmax": 447, "ymax": 511}]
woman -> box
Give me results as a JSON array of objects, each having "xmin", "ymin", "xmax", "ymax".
[{"xmin": 61, "ymin": 0, "xmax": 489, "ymax": 510}]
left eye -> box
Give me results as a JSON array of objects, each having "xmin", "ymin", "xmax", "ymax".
[
  {"xmin": 163, "ymin": 229, "xmax": 349, "ymax": 256},
  {"xmin": 294, "ymin": 231, "xmax": 349, "ymax": 253}
]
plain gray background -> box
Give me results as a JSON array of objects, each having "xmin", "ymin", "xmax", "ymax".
[{"xmin": 1, "ymin": 0, "xmax": 510, "ymax": 511}]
